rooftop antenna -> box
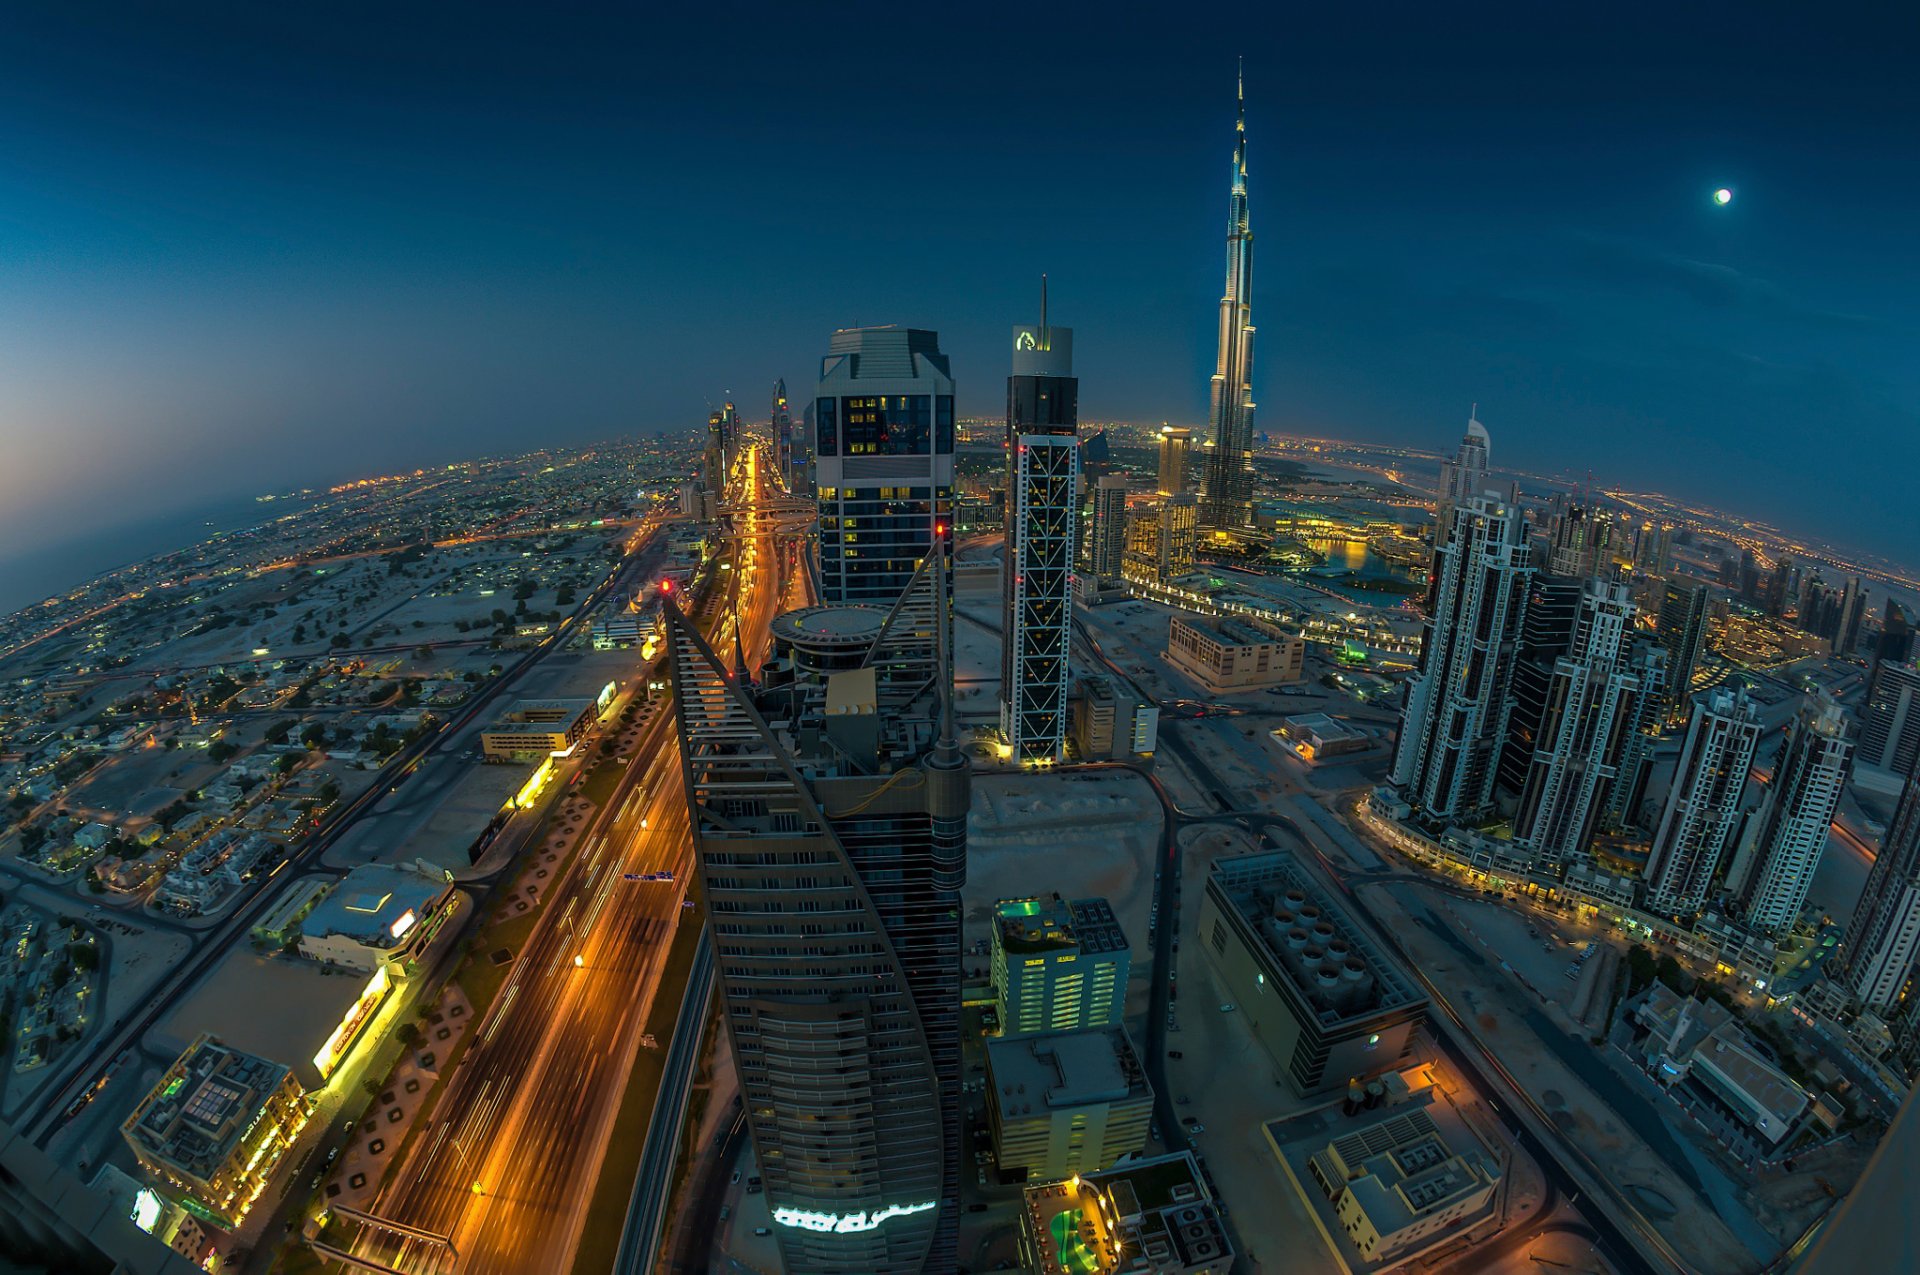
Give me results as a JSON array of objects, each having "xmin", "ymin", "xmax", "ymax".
[{"xmin": 1040, "ymin": 273, "xmax": 1049, "ymax": 346}]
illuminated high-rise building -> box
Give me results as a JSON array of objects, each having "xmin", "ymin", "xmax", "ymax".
[
  {"xmin": 1643, "ymin": 688, "xmax": 1762, "ymax": 916},
  {"xmin": 812, "ymin": 326, "xmax": 956, "ymax": 608},
  {"xmin": 1727, "ymin": 699, "xmax": 1854, "ymax": 935},
  {"xmin": 1390, "ymin": 494, "xmax": 1532, "ymax": 824},
  {"xmin": 1435, "ymin": 413, "xmax": 1491, "ymax": 535},
  {"xmin": 1001, "ymin": 287, "xmax": 1079, "ymax": 764},
  {"xmin": 1199, "ymin": 67, "xmax": 1258, "ymax": 532},
  {"xmin": 772, "ymin": 378, "xmax": 796, "ymax": 490},
  {"xmin": 1156, "ymin": 426, "xmax": 1192, "ymax": 497},
  {"xmin": 1085, "ymin": 474, "xmax": 1129, "ymax": 594},
  {"xmin": 667, "ymin": 550, "xmax": 967, "ymax": 1274}
]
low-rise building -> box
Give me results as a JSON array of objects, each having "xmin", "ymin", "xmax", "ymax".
[
  {"xmin": 296, "ymin": 859, "xmax": 454, "ymax": 973},
  {"xmin": 1070, "ymin": 676, "xmax": 1159, "ymax": 761},
  {"xmin": 1267, "ymin": 1076, "xmax": 1504, "ymax": 1273},
  {"xmin": 1273, "ymin": 714, "xmax": 1372, "ymax": 764},
  {"xmin": 1197, "ymin": 851, "xmax": 1428, "ymax": 1096},
  {"xmin": 986, "ymin": 1026, "xmax": 1153, "ymax": 1183},
  {"xmin": 1018, "ymin": 1150, "xmax": 1232, "ymax": 1275},
  {"xmin": 121, "ymin": 1035, "xmax": 310, "ymax": 1228},
  {"xmin": 1166, "ymin": 614, "xmax": 1304, "ymax": 693},
  {"xmin": 1636, "ymin": 983, "xmax": 1815, "ymax": 1149},
  {"xmin": 992, "ymin": 895, "xmax": 1131, "ymax": 1038},
  {"xmin": 480, "ymin": 696, "xmax": 598, "ymax": 761}
]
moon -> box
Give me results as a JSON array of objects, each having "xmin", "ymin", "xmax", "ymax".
[{"xmin": 1714, "ymin": 187, "xmax": 1733, "ymax": 206}]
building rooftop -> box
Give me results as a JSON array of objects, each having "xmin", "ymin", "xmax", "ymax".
[
  {"xmin": 124, "ymin": 1035, "xmax": 292, "ymax": 1181},
  {"xmin": 771, "ymin": 605, "xmax": 890, "ymax": 646},
  {"xmin": 1174, "ymin": 614, "xmax": 1285, "ymax": 648},
  {"xmin": 987, "ymin": 1026, "xmax": 1148, "ymax": 1114},
  {"xmin": 994, "ymin": 894, "xmax": 1129, "ymax": 957},
  {"xmin": 300, "ymin": 860, "xmax": 449, "ymax": 948},
  {"xmin": 1023, "ymin": 1150, "xmax": 1231, "ymax": 1275},
  {"xmin": 159, "ymin": 951, "xmax": 373, "ymax": 1075},
  {"xmin": 1208, "ymin": 851, "xmax": 1425, "ymax": 1026},
  {"xmin": 1280, "ymin": 713, "xmax": 1366, "ymax": 744}
]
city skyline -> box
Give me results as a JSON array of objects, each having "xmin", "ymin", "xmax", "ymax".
[
  {"xmin": 3, "ymin": 6, "xmax": 1918, "ymax": 580},
  {"xmin": 6, "ymin": 10, "xmax": 1920, "ymax": 1275}
]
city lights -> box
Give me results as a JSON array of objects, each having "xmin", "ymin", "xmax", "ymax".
[{"xmin": 773, "ymin": 1201, "xmax": 937, "ymax": 1233}]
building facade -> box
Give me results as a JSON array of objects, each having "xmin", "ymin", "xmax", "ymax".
[
  {"xmin": 1728, "ymin": 699, "xmax": 1854, "ymax": 935},
  {"xmin": 1197, "ymin": 852, "xmax": 1427, "ymax": 1096},
  {"xmin": 1001, "ymin": 303, "xmax": 1079, "ymax": 763},
  {"xmin": 1165, "ymin": 614, "xmax": 1304, "ymax": 693},
  {"xmin": 667, "ymin": 553, "xmax": 966, "ymax": 1274},
  {"xmin": 1643, "ymin": 688, "xmax": 1762, "ymax": 916},
  {"xmin": 1509, "ymin": 581, "xmax": 1652, "ymax": 867},
  {"xmin": 812, "ymin": 325, "xmax": 956, "ymax": 608},
  {"xmin": 122, "ymin": 1035, "xmax": 310, "ymax": 1228},
  {"xmin": 985, "ymin": 1027, "xmax": 1152, "ymax": 1183},
  {"xmin": 1390, "ymin": 495, "xmax": 1533, "ymax": 825},
  {"xmin": 1434, "ymin": 414, "xmax": 1491, "ymax": 536},
  {"xmin": 1157, "ymin": 425, "xmax": 1192, "ymax": 497},
  {"xmin": 1019, "ymin": 1151, "xmax": 1233, "ymax": 1275},
  {"xmin": 1836, "ymin": 768, "xmax": 1920, "ymax": 1012},
  {"xmin": 1084, "ymin": 474, "xmax": 1130, "ymax": 599},
  {"xmin": 991, "ymin": 895, "xmax": 1130, "ymax": 1038},
  {"xmin": 1070, "ymin": 676, "xmax": 1159, "ymax": 761},
  {"xmin": 1860, "ymin": 661, "xmax": 1920, "ymax": 779},
  {"xmin": 1657, "ymin": 578, "xmax": 1712, "ymax": 726},
  {"xmin": 1199, "ymin": 71, "xmax": 1258, "ymax": 532}
]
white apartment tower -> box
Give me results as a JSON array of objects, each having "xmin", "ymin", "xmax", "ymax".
[
  {"xmin": 1837, "ymin": 769, "xmax": 1920, "ymax": 1012},
  {"xmin": 1390, "ymin": 494, "xmax": 1533, "ymax": 824},
  {"xmin": 1435, "ymin": 413, "xmax": 1492, "ymax": 534},
  {"xmin": 1728, "ymin": 699, "xmax": 1854, "ymax": 935},
  {"xmin": 1644, "ymin": 688, "xmax": 1763, "ymax": 916}
]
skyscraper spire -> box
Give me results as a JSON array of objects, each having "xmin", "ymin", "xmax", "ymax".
[{"xmin": 1202, "ymin": 64, "xmax": 1258, "ymax": 531}]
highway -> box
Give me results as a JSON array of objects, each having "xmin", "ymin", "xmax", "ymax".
[{"xmin": 356, "ymin": 443, "xmax": 793, "ymax": 1275}]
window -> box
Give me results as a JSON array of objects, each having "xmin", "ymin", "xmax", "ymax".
[
  {"xmin": 837, "ymin": 394, "xmax": 932, "ymax": 455},
  {"xmin": 815, "ymin": 397, "xmax": 838, "ymax": 457},
  {"xmin": 936, "ymin": 395, "xmax": 954, "ymax": 453}
]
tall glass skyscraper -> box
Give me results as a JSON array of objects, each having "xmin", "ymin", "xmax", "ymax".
[
  {"xmin": 1001, "ymin": 292, "xmax": 1078, "ymax": 763},
  {"xmin": 812, "ymin": 326, "xmax": 956, "ymax": 608},
  {"xmin": 1200, "ymin": 67, "xmax": 1258, "ymax": 532},
  {"xmin": 1728, "ymin": 699, "xmax": 1854, "ymax": 935},
  {"xmin": 668, "ymin": 552, "xmax": 966, "ymax": 1274}
]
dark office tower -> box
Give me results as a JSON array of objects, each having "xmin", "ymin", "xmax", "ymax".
[
  {"xmin": 667, "ymin": 550, "xmax": 966, "ymax": 1275},
  {"xmin": 1836, "ymin": 576, "xmax": 1867, "ymax": 656},
  {"xmin": 1765, "ymin": 555, "xmax": 1794, "ymax": 617},
  {"xmin": 1157, "ymin": 425, "xmax": 1193, "ymax": 497},
  {"xmin": 1510, "ymin": 582, "xmax": 1651, "ymax": 867},
  {"xmin": 704, "ymin": 408, "xmax": 727, "ymax": 494},
  {"xmin": 772, "ymin": 378, "xmax": 795, "ymax": 490},
  {"xmin": 1727, "ymin": 699, "xmax": 1854, "ymax": 935},
  {"xmin": 1200, "ymin": 66, "xmax": 1258, "ymax": 531},
  {"xmin": 1498, "ymin": 574, "xmax": 1584, "ymax": 798},
  {"xmin": 1718, "ymin": 554, "xmax": 1740, "ymax": 590},
  {"xmin": 1656, "ymin": 578, "xmax": 1711, "ymax": 726},
  {"xmin": 1001, "ymin": 285, "xmax": 1079, "ymax": 764},
  {"xmin": 1435, "ymin": 413, "xmax": 1491, "ymax": 537},
  {"xmin": 1086, "ymin": 475, "xmax": 1129, "ymax": 592},
  {"xmin": 1391, "ymin": 495, "xmax": 1533, "ymax": 824},
  {"xmin": 1644, "ymin": 687, "xmax": 1762, "ymax": 916},
  {"xmin": 812, "ymin": 326, "xmax": 956, "ymax": 608},
  {"xmin": 1878, "ymin": 602, "xmax": 1915, "ymax": 667},
  {"xmin": 1738, "ymin": 549, "xmax": 1761, "ymax": 603}
]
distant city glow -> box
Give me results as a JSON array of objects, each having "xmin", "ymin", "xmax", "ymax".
[{"xmin": 773, "ymin": 1201, "xmax": 937, "ymax": 1233}]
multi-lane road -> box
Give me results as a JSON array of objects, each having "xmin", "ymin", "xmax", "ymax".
[{"xmin": 356, "ymin": 444, "xmax": 793, "ymax": 1275}]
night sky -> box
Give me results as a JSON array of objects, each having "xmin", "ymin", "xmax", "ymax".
[{"xmin": 2, "ymin": 3, "xmax": 1915, "ymax": 579}]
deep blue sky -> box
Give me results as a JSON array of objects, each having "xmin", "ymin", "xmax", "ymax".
[{"xmin": 1, "ymin": 2, "xmax": 1915, "ymax": 579}]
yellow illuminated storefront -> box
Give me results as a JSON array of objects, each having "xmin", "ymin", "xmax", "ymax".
[{"xmin": 312, "ymin": 965, "xmax": 392, "ymax": 1082}]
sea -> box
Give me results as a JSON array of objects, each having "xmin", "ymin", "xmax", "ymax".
[{"xmin": 0, "ymin": 493, "xmax": 314, "ymax": 619}]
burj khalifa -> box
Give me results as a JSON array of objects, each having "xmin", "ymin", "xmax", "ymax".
[{"xmin": 1200, "ymin": 65, "xmax": 1259, "ymax": 532}]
